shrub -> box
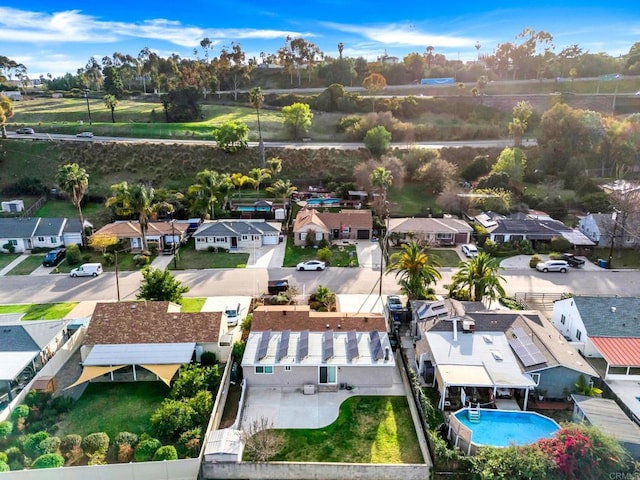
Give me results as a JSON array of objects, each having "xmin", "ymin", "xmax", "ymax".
[
  {"xmin": 200, "ymin": 351, "xmax": 216, "ymax": 366},
  {"xmin": 550, "ymin": 236, "xmax": 571, "ymax": 252},
  {"xmin": 150, "ymin": 399, "xmax": 196, "ymax": 438},
  {"xmin": 363, "ymin": 126, "xmax": 392, "ymax": 157},
  {"xmin": 65, "ymin": 244, "xmax": 82, "ymax": 265},
  {"xmin": 39, "ymin": 436, "xmax": 61, "ymax": 454},
  {"xmin": 135, "ymin": 437, "xmax": 162, "ymax": 462},
  {"xmin": 529, "ymin": 255, "xmax": 542, "ymax": 268},
  {"xmin": 170, "ymin": 364, "xmax": 209, "ymax": 399},
  {"xmin": 317, "ymin": 247, "xmax": 331, "ymax": 263},
  {"xmin": 102, "ymin": 252, "xmax": 115, "ymax": 266},
  {"xmin": 10, "ymin": 404, "xmax": 30, "ymax": 421},
  {"xmin": 2, "ymin": 242, "xmax": 16, "ymax": 253},
  {"xmin": 133, "ymin": 254, "xmax": 150, "ymax": 266},
  {"xmin": 4, "ymin": 446, "xmax": 25, "ymax": 469},
  {"xmin": 189, "ymin": 390, "xmax": 214, "ymax": 426},
  {"xmin": 177, "ymin": 427, "xmax": 202, "ymax": 458},
  {"xmin": 117, "ymin": 443, "xmax": 134, "ymax": 463},
  {"xmin": 518, "ymin": 238, "xmax": 535, "ymax": 255},
  {"xmin": 153, "ymin": 445, "xmax": 178, "ymax": 461},
  {"xmin": 22, "ymin": 431, "xmax": 49, "ymax": 458},
  {"xmin": 32, "ymin": 453, "xmax": 64, "ymax": 469},
  {"xmin": 549, "ymin": 251, "xmax": 562, "ymax": 260},
  {"xmin": 114, "ymin": 431, "xmax": 139, "ymax": 448},
  {"xmin": 0, "ymin": 453, "xmax": 5, "ymax": 464},
  {"xmin": 0, "ymin": 420, "xmax": 12, "ymax": 439},
  {"xmin": 0, "ymin": 462, "xmax": 8, "ymax": 472},
  {"xmin": 60, "ymin": 434, "xmax": 83, "ymax": 462},
  {"xmin": 81, "ymin": 432, "xmax": 110, "ymax": 455},
  {"xmin": 50, "ymin": 395, "xmax": 75, "ymax": 414}
]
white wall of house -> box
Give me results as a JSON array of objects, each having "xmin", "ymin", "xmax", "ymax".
[
  {"xmin": 294, "ymin": 225, "xmax": 328, "ymax": 246},
  {"xmin": 551, "ymin": 299, "xmax": 600, "ymax": 357},
  {"xmin": 0, "ymin": 237, "xmax": 30, "ymax": 253},
  {"xmin": 578, "ymin": 215, "xmax": 604, "ymax": 246},
  {"xmin": 32, "ymin": 235, "xmax": 63, "ymax": 249}
]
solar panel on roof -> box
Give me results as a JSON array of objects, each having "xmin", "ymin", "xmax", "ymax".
[
  {"xmin": 347, "ymin": 330, "xmax": 359, "ymax": 362},
  {"xmin": 256, "ymin": 330, "xmax": 271, "ymax": 361},
  {"xmin": 277, "ymin": 330, "xmax": 290, "ymax": 362},
  {"xmin": 323, "ymin": 330, "xmax": 334, "ymax": 361},
  {"xmin": 298, "ymin": 330, "xmax": 309, "ymax": 361},
  {"xmin": 369, "ymin": 330, "xmax": 383, "ymax": 361},
  {"xmin": 509, "ymin": 327, "xmax": 546, "ymax": 367}
]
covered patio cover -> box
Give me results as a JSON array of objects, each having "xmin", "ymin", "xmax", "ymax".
[{"xmin": 0, "ymin": 351, "xmax": 39, "ymax": 381}]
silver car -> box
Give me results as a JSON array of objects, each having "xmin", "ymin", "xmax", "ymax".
[{"xmin": 536, "ymin": 260, "xmax": 569, "ymax": 273}]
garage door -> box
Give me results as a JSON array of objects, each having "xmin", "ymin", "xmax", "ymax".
[
  {"xmin": 357, "ymin": 229, "xmax": 370, "ymax": 239},
  {"xmin": 263, "ymin": 233, "xmax": 278, "ymax": 245}
]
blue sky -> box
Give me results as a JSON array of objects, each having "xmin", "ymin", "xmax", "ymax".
[{"xmin": 1, "ymin": 1, "xmax": 638, "ymax": 78}]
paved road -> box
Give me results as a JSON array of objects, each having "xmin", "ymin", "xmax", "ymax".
[{"xmin": 0, "ymin": 266, "xmax": 637, "ymax": 305}]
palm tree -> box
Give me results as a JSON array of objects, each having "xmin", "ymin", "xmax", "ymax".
[
  {"xmin": 386, "ymin": 241, "xmax": 441, "ymax": 300},
  {"xmin": 106, "ymin": 181, "xmax": 156, "ymax": 251},
  {"xmin": 265, "ymin": 157, "xmax": 282, "ymax": 179},
  {"xmin": 249, "ymin": 86, "xmax": 265, "ymax": 167},
  {"xmin": 188, "ymin": 169, "xmax": 222, "ymax": 220},
  {"xmin": 247, "ymin": 167, "xmax": 271, "ymax": 194},
  {"xmin": 370, "ymin": 166, "xmax": 393, "ymax": 216},
  {"xmin": 448, "ymin": 252, "xmax": 505, "ymax": 302},
  {"xmin": 56, "ymin": 163, "xmax": 89, "ymax": 246},
  {"xmin": 103, "ymin": 94, "xmax": 118, "ymax": 123}
]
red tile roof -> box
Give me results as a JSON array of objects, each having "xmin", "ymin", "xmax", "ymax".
[{"xmin": 590, "ymin": 337, "xmax": 640, "ymax": 367}]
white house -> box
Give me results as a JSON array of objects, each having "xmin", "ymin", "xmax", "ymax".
[
  {"xmin": 578, "ymin": 212, "xmax": 639, "ymax": 248},
  {"xmin": 1, "ymin": 200, "xmax": 24, "ymax": 213},
  {"xmin": 0, "ymin": 217, "xmax": 82, "ymax": 252},
  {"xmin": 193, "ymin": 220, "xmax": 281, "ymax": 251}
]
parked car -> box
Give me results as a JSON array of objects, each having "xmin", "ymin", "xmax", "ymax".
[
  {"xmin": 224, "ymin": 303, "xmax": 242, "ymax": 327},
  {"xmin": 461, "ymin": 244, "xmax": 479, "ymax": 257},
  {"xmin": 76, "ymin": 131, "xmax": 94, "ymax": 138},
  {"xmin": 297, "ymin": 260, "xmax": 326, "ymax": 271},
  {"xmin": 69, "ymin": 263, "xmax": 103, "ymax": 277},
  {"xmin": 267, "ymin": 279, "xmax": 289, "ymax": 295},
  {"xmin": 42, "ymin": 248, "xmax": 66, "ymax": 267},
  {"xmin": 386, "ymin": 295, "xmax": 403, "ymax": 311},
  {"xmin": 536, "ymin": 260, "xmax": 569, "ymax": 273},
  {"xmin": 16, "ymin": 127, "xmax": 35, "ymax": 134},
  {"xmin": 560, "ymin": 253, "xmax": 585, "ymax": 267}
]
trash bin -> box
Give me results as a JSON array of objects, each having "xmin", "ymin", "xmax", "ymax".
[{"xmin": 597, "ymin": 259, "xmax": 609, "ymax": 268}]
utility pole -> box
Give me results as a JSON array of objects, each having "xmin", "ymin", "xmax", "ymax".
[
  {"xmin": 84, "ymin": 89, "xmax": 92, "ymax": 126},
  {"xmin": 607, "ymin": 211, "xmax": 619, "ymax": 269},
  {"xmin": 171, "ymin": 219, "xmax": 178, "ymax": 269}
]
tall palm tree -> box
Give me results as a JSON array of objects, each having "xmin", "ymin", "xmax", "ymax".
[
  {"xmin": 249, "ymin": 86, "xmax": 265, "ymax": 167},
  {"xmin": 370, "ymin": 166, "xmax": 393, "ymax": 217},
  {"xmin": 188, "ymin": 169, "xmax": 222, "ymax": 220},
  {"xmin": 386, "ymin": 241, "xmax": 441, "ymax": 300},
  {"xmin": 247, "ymin": 167, "xmax": 271, "ymax": 194},
  {"xmin": 265, "ymin": 157, "xmax": 282, "ymax": 179},
  {"xmin": 56, "ymin": 163, "xmax": 89, "ymax": 246},
  {"xmin": 106, "ymin": 181, "xmax": 156, "ymax": 251},
  {"xmin": 448, "ymin": 252, "xmax": 505, "ymax": 302}
]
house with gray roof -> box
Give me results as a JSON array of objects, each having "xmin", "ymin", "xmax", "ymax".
[
  {"xmin": 578, "ymin": 212, "xmax": 639, "ymax": 248},
  {"xmin": 193, "ymin": 219, "xmax": 281, "ymax": 251},
  {"xmin": 0, "ymin": 217, "xmax": 83, "ymax": 253}
]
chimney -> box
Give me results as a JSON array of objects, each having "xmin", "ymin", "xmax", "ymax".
[
  {"xmin": 384, "ymin": 347, "xmax": 390, "ymax": 361},
  {"xmin": 453, "ymin": 318, "xmax": 458, "ymax": 341}
]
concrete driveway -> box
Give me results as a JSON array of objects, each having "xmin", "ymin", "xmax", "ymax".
[{"xmin": 499, "ymin": 254, "xmax": 602, "ymax": 271}]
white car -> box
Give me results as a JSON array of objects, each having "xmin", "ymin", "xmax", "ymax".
[
  {"xmin": 297, "ymin": 260, "xmax": 326, "ymax": 271},
  {"xmin": 76, "ymin": 131, "xmax": 94, "ymax": 138},
  {"xmin": 69, "ymin": 263, "xmax": 103, "ymax": 277},
  {"xmin": 461, "ymin": 244, "xmax": 479, "ymax": 257},
  {"xmin": 536, "ymin": 260, "xmax": 569, "ymax": 273},
  {"xmin": 224, "ymin": 303, "xmax": 241, "ymax": 327}
]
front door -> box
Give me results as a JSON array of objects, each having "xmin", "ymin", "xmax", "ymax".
[{"xmin": 231, "ymin": 236, "xmax": 238, "ymax": 248}]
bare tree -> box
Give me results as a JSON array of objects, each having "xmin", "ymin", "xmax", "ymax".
[{"xmin": 240, "ymin": 417, "xmax": 285, "ymax": 462}]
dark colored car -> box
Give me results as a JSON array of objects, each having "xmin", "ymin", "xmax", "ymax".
[
  {"xmin": 561, "ymin": 253, "xmax": 585, "ymax": 267},
  {"xmin": 42, "ymin": 248, "xmax": 66, "ymax": 267}
]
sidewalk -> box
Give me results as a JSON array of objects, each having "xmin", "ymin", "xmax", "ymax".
[{"xmin": 0, "ymin": 253, "xmax": 29, "ymax": 276}]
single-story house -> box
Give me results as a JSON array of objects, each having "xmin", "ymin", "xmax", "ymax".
[
  {"xmin": 242, "ymin": 305, "xmax": 395, "ymax": 391},
  {"xmin": 193, "ymin": 219, "xmax": 281, "ymax": 251},
  {"xmin": 0, "ymin": 217, "xmax": 84, "ymax": 252},
  {"xmin": 71, "ymin": 302, "xmax": 223, "ymax": 388},
  {"xmin": 91, "ymin": 221, "xmax": 189, "ymax": 252},
  {"xmin": 292, "ymin": 208, "xmax": 373, "ymax": 246},
  {"xmin": 411, "ymin": 301, "xmax": 598, "ymax": 409},
  {"xmin": 578, "ymin": 212, "xmax": 639, "ymax": 248},
  {"xmin": 551, "ymin": 296, "xmax": 640, "ymax": 380},
  {"xmin": 387, "ymin": 217, "xmax": 472, "ymax": 246},
  {"xmin": 0, "ymin": 318, "xmax": 69, "ymax": 406}
]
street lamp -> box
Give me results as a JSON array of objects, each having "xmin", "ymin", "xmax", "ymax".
[{"xmin": 84, "ymin": 89, "xmax": 92, "ymax": 126}]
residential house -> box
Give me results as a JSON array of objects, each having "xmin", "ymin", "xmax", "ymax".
[
  {"xmin": 72, "ymin": 302, "xmax": 224, "ymax": 388},
  {"xmin": 387, "ymin": 217, "xmax": 472, "ymax": 246},
  {"xmin": 193, "ymin": 219, "xmax": 281, "ymax": 251},
  {"xmin": 292, "ymin": 208, "xmax": 373, "ymax": 246},
  {"xmin": 578, "ymin": 212, "xmax": 639, "ymax": 248},
  {"xmin": 91, "ymin": 220, "xmax": 189, "ymax": 252},
  {"xmin": 600, "ymin": 179, "xmax": 640, "ymax": 196},
  {"xmin": 0, "ymin": 318, "xmax": 69, "ymax": 407},
  {"xmin": 242, "ymin": 305, "xmax": 395, "ymax": 391},
  {"xmin": 0, "ymin": 217, "xmax": 83, "ymax": 252},
  {"xmin": 411, "ymin": 302, "xmax": 598, "ymax": 409}
]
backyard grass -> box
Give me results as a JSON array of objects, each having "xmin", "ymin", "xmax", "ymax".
[
  {"xmin": 0, "ymin": 253, "xmax": 20, "ymax": 269},
  {"xmin": 169, "ymin": 240, "xmax": 249, "ymax": 269},
  {"xmin": 34, "ymin": 200, "xmax": 106, "ymax": 221},
  {"xmin": 268, "ymin": 396, "xmax": 422, "ymax": 464},
  {"xmin": 387, "ymin": 184, "xmax": 441, "ymax": 217},
  {"xmin": 56, "ymin": 382, "xmax": 168, "ymax": 439},
  {"xmin": 5, "ymin": 254, "xmax": 45, "ymax": 275},
  {"xmin": 0, "ymin": 302, "xmax": 77, "ymax": 320},
  {"xmin": 180, "ymin": 297, "xmax": 207, "ymax": 312},
  {"xmin": 282, "ymin": 237, "xmax": 359, "ymax": 267}
]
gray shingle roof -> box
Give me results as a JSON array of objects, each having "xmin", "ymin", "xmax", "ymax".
[
  {"xmin": 0, "ymin": 325, "xmax": 40, "ymax": 352},
  {"xmin": 33, "ymin": 218, "xmax": 65, "ymax": 236},
  {"xmin": 194, "ymin": 220, "xmax": 279, "ymax": 237},
  {"xmin": 573, "ymin": 296, "xmax": 640, "ymax": 338},
  {"xmin": 0, "ymin": 218, "xmax": 40, "ymax": 238}
]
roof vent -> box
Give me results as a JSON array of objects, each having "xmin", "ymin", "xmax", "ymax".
[
  {"xmin": 337, "ymin": 324, "xmax": 342, "ymax": 329},
  {"xmin": 283, "ymin": 310, "xmax": 287, "ymax": 315},
  {"xmin": 326, "ymin": 324, "xmax": 330, "ymax": 329},
  {"xmin": 610, "ymin": 306, "xmax": 616, "ymax": 313}
]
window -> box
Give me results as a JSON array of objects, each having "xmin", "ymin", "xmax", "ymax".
[
  {"xmin": 300, "ymin": 232, "xmax": 307, "ymax": 241},
  {"xmin": 37, "ymin": 236, "xmax": 45, "ymax": 242},
  {"xmin": 8, "ymin": 240, "xmax": 17, "ymax": 246},
  {"xmin": 284, "ymin": 366, "xmax": 291, "ymax": 372},
  {"xmin": 576, "ymin": 330, "xmax": 582, "ymax": 341},
  {"xmin": 50, "ymin": 237, "xmax": 58, "ymax": 244},
  {"xmin": 560, "ymin": 314, "xmax": 566, "ymax": 325},
  {"xmin": 255, "ymin": 366, "xmax": 273, "ymax": 374},
  {"xmin": 530, "ymin": 373, "xmax": 541, "ymax": 386},
  {"xmin": 215, "ymin": 237, "xmax": 226, "ymax": 243},
  {"xmin": 197, "ymin": 238, "xmax": 205, "ymax": 243},
  {"xmin": 436, "ymin": 233, "xmax": 452, "ymax": 240},
  {"xmin": 319, "ymin": 366, "xmax": 337, "ymax": 384},
  {"xmin": 315, "ymin": 232, "xmax": 323, "ymax": 241},
  {"xmin": 241, "ymin": 235, "xmax": 249, "ymax": 241},
  {"xmin": 253, "ymin": 235, "xmax": 260, "ymax": 241}
]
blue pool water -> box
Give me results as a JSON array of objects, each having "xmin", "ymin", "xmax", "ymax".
[
  {"xmin": 236, "ymin": 206, "xmax": 272, "ymax": 212},
  {"xmin": 306, "ymin": 197, "xmax": 340, "ymax": 205},
  {"xmin": 455, "ymin": 409, "xmax": 559, "ymax": 447}
]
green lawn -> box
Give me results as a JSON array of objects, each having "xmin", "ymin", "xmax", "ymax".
[
  {"xmin": 387, "ymin": 184, "xmax": 441, "ymax": 217},
  {"xmin": 267, "ymin": 396, "xmax": 422, "ymax": 464},
  {"xmin": 56, "ymin": 382, "xmax": 168, "ymax": 439},
  {"xmin": 180, "ymin": 297, "xmax": 207, "ymax": 312},
  {"xmin": 432, "ymin": 248, "xmax": 465, "ymax": 267},
  {"xmin": 0, "ymin": 302, "xmax": 77, "ymax": 320},
  {"xmin": 5, "ymin": 254, "xmax": 45, "ymax": 275},
  {"xmin": 282, "ymin": 237, "xmax": 358, "ymax": 267},
  {"xmin": 169, "ymin": 240, "xmax": 249, "ymax": 269},
  {"xmin": 0, "ymin": 253, "xmax": 20, "ymax": 269},
  {"xmin": 55, "ymin": 251, "xmax": 146, "ymax": 273},
  {"xmin": 34, "ymin": 200, "xmax": 105, "ymax": 220},
  {"xmin": 589, "ymin": 247, "xmax": 640, "ymax": 269}
]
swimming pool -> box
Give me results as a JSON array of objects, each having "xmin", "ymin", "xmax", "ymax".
[
  {"xmin": 452, "ymin": 408, "xmax": 559, "ymax": 447},
  {"xmin": 236, "ymin": 205, "xmax": 272, "ymax": 212},
  {"xmin": 306, "ymin": 197, "xmax": 340, "ymax": 206}
]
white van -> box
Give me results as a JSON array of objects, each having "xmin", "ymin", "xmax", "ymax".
[{"xmin": 69, "ymin": 263, "xmax": 103, "ymax": 277}]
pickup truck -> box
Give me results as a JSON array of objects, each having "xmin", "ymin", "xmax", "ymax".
[
  {"xmin": 560, "ymin": 253, "xmax": 585, "ymax": 267},
  {"xmin": 267, "ymin": 279, "xmax": 290, "ymax": 295}
]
